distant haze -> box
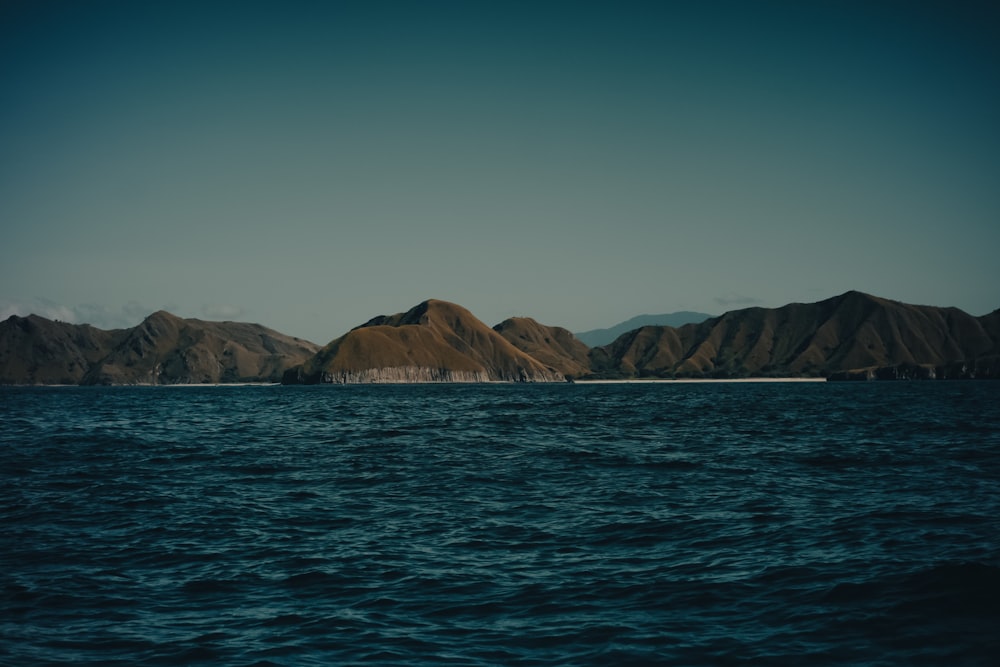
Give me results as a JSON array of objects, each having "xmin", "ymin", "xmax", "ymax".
[
  {"xmin": 2, "ymin": 1, "xmax": 998, "ymax": 344},
  {"xmin": 575, "ymin": 312, "xmax": 713, "ymax": 347}
]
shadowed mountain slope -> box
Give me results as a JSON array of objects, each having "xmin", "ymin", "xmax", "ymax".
[
  {"xmin": 493, "ymin": 317, "xmax": 592, "ymax": 378},
  {"xmin": 0, "ymin": 315, "xmax": 125, "ymax": 384},
  {"xmin": 588, "ymin": 291, "xmax": 999, "ymax": 379},
  {"xmin": 283, "ymin": 300, "xmax": 565, "ymax": 384},
  {"xmin": 575, "ymin": 311, "xmax": 712, "ymax": 347},
  {"xmin": 0, "ymin": 312, "xmax": 320, "ymax": 385},
  {"xmin": 84, "ymin": 311, "xmax": 321, "ymax": 384}
]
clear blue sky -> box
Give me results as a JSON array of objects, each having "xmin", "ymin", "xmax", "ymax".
[{"xmin": 3, "ymin": 0, "xmax": 998, "ymax": 343}]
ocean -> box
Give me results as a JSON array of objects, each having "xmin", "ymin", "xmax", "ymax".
[{"xmin": 2, "ymin": 381, "xmax": 999, "ymax": 666}]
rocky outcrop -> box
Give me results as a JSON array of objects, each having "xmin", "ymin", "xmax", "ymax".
[
  {"xmin": 0, "ymin": 311, "xmax": 320, "ymax": 385},
  {"xmin": 291, "ymin": 367, "xmax": 493, "ymax": 384},
  {"xmin": 284, "ymin": 300, "xmax": 566, "ymax": 384},
  {"xmin": 828, "ymin": 359, "xmax": 1000, "ymax": 381}
]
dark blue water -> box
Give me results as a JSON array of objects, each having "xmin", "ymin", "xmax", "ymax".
[{"xmin": 2, "ymin": 382, "xmax": 999, "ymax": 666}]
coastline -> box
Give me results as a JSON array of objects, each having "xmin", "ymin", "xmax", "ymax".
[
  {"xmin": 574, "ymin": 378, "xmax": 827, "ymax": 384},
  {"xmin": 5, "ymin": 379, "xmax": 829, "ymax": 387}
]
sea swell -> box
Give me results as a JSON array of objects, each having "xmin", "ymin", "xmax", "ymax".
[{"xmin": 2, "ymin": 382, "xmax": 999, "ymax": 665}]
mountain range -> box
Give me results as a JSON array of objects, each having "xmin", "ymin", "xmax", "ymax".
[
  {"xmin": 2, "ymin": 291, "xmax": 998, "ymax": 385},
  {"xmin": 587, "ymin": 291, "xmax": 999, "ymax": 380},
  {"xmin": 574, "ymin": 311, "xmax": 712, "ymax": 347}
]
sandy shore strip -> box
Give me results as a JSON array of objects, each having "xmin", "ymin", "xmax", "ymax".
[
  {"xmin": 155, "ymin": 383, "xmax": 280, "ymax": 387},
  {"xmin": 576, "ymin": 378, "xmax": 827, "ymax": 384}
]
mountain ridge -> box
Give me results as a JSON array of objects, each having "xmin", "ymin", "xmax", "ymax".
[
  {"xmin": 574, "ymin": 311, "xmax": 713, "ymax": 347},
  {"xmin": 1, "ymin": 311, "xmax": 320, "ymax": 385},
  {"xmin": 588, "ymin": 291, "xmax": 999, "ymax": 380},
  {"xmin": 3, "ymin": 291, "xmax": 998, "ymax": 384}
]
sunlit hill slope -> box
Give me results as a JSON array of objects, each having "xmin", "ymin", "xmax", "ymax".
[{"xmin": 282, "ymin": 300, "xmax": 565, "ymax": 384}]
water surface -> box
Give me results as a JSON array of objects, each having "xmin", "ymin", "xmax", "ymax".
[{"xmin": 2, "ymin": 382, "xmax": 999, "ymax": 665}]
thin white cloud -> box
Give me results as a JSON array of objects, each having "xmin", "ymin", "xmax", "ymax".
[
  {"xmin": 74, "ymin": 302, "xmax": 156, "ymax": 330},
  {"xmin": 201, "ymin": 304, "xmax": 245, "ymax": 320},
  {"xmin": 0, "ymin": 298, "xmax": 154, "ymax": 330},
  {"xmin": 0, "ymin": 297, "xmax": 78, "ymax": 324}
]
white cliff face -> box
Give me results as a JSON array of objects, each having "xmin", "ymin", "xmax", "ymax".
[
  {"xmin": 492, "ymin": 367, "xmax": 565, "ymax": 383},
  {"xmin": 317, "ymin": 366, "xmax": 563, "ymax": 384}
]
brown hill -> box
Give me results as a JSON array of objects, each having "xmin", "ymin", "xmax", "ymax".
[
  {"xmin": 84, "ymin": 311, "xmax": 321, "ymax": 384},
  {"xmin": 283, "ymin": 300, "xmax": 565, "ymax": 383},
  {"xmin": 0, "ymin": 315, "xmax": 125, "ymax": 384},
  {"xmin": 589, "ymin": 291, "xmax": 1000, "ymax": 379},
  {"xmin": 0, "ymin": 311, "xmax": 320, "ymax": 385},
  {"xmin": 493, "ymin": 317, "xmax": 591, "ymax": 378}
]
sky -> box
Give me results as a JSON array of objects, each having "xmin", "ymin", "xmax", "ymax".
[{"xmin": 2, "ymin": 0, "xmax": 999, "ymax": 344}]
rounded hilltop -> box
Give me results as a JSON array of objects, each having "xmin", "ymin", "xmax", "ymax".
[{"xmin": 283, "ymin": 299, "xmax": 567, "ymax": 384}]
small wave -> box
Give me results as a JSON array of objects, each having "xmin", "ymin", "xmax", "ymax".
[
  {"xmin": 824, "ymin": 561, "xmax": 1000, "ymax": 614},
  {"xmin": 260, "ymin": 613, "xmax": 309, "ymax": 627},
  {"xmin": 182, "ymin": 578, "xmax": 245, "ymax": 595},
  {"xmin": 280, "ymin": 570, "xmax": 356, "ymax": 589},
  {"xmin": 638, "ymin": 457, "xmax": 701, "ymax": 470},
  {"xmin": 795, "ymin": 452, "xmax": 868, "ymax": 469}
]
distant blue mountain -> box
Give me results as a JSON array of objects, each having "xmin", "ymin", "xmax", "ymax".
[{"xmin": 574, "ymin": 311, "xmax": 713, "ymax": 347}]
